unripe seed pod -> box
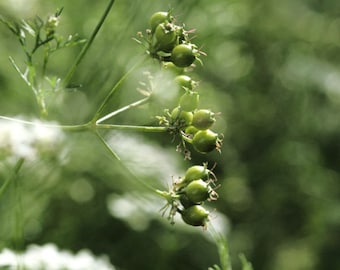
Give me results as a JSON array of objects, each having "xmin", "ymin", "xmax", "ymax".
[
  {"xmin": 192, "ymin": 129, "xmax": 219, "ymax": 153},
  {"xmin": 171, "ymin": 44, "xmax": 196, "ymax": 68},
  {"xmin": 162, "ymin": 62, "xmax": 184, "ymax": 75},
  {"xmin": 184, "ymin": 125, "xmax": 199, "ymax": 136},
  {"xmin": 192, "ymin": 109, "xmax": 216, "ymax": 130},
  {"xmin": 179, "ymin": 91, "xmax": 199, "ymax": 112},
  {"xmin": 184, "ymin": 179, "xmax": 210, "ymax": 203},
  {"xmin": 154, "ymin": 23, "xmax": 177, "ymax": 51},
  {"xmin": 171, "ymin": 107, "xmax": 193, "ymax": 127},
  {"xmin": 179, "ymin": 193, "xmax": 198, "ymax": 209},
  {"xmin": 175, "ymin": 75, "xmax": 193, "ymax": 90},
  {"xmin": 181, "ymin": 205, "xmax": 209, "ymax": 227},
  {"xmin": 184, "ymin": 165, "xmax": 209, "ymax": 182},
  {"xmin": 149, "ymin": 11, "xmax": 169, "ymax": 32}
]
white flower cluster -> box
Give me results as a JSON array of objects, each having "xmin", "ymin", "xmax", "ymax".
[
  {"xmin": 108, "ymin": 131, "xmax": 183, "ymax": 182},
  {"xmin": 0, "ymin": 0, "xmax": 38, "ymax": 15},
  {"xmin": 0, "ymin": 118, "xmax": 66, "ymax": 163},
  {"xmin": 0, "ymin": 243, "xmax": 116, "ymax": 270}
]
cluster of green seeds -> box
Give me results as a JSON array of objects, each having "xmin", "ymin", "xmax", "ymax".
[
  {"xmin": 147, "ymin": 11, "xmax": 202, "ymax": 67},
  {"xmin": 142, "ymin": 11, "xmax": 223, "ymax": 227},
  {"xmin": 159, "ymin": 163, "xmax": 218, "ymax": 228},
  {"xmin": 142, "ymin": 11, "xmax": 223, "ymax": 158},
  {"xmin": 177, "ymin": 164, "xmax": 218, "ymax": 227}
]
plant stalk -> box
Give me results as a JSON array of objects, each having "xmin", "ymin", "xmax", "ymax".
[{"xmin": 63, "ymin": 0, "xmax": 116, "ymax": 87}]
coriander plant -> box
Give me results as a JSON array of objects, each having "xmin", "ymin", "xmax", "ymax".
[{"xmin": 0, "ymin": 1, "xmax": 252, "ymax": 270}]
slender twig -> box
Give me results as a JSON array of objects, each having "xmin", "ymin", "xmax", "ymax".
[
  {"xmin": 9, "ymin": 57, "xmax": 37, "ymax": 95},
  {"xmin": 14, "ymin": 162, "xmax": 24, "ymax": 251},
  {"xmin": 92, "ymin": 55, "xmax": 147, "ymax": 122},
  {"xmin": 0, "ymin": 115, "xmax": 92, "ymax": 132},
  {"xmin": 96, "ymin": 96, "xmax": 150, "ymax": 124},
  {"xmin": 0, "ymin": 115, "xmax": 168, "ymax": 133},
  {"xmin": 94, "ymin": 130, "xmax": 121, "ymax": 160},
  {"xmin": 208, "ymin": 224, "xmax": 232, "ymax": 270},
  {"xmin": 94, "ymin": 131, "xmax": 160, "ymax": 194},
  {"xmin": 63, "ymin": 0, "xmax": 116, "ymax": 87},
  {"xmin": 96, "ymin": 124, "xmax": 168, "ymax": 132},
  {"xmin": 0, "ymin": 158, "xmax": 25, "ymax": 199}
]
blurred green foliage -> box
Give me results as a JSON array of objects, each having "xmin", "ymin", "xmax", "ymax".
[{"xmin": 1, "ymin": 0, "xmax": 340, "ymax": 269}]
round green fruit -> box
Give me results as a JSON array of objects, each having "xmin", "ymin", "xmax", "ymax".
[
  {"xmin": 184, "ymin": 165, "xmax": 209, "ymax": 183},
  {"xmin": 192, "ymin": 129, "xmax": 218, "ymax": 153},
  {"xmin": 184, "ymin": 125, "xmax": 199, "ymax": 136},
  {"xmin": 150, "ymin": 11, "xmax": 169, "ymax": 32},
  {"xmin": 171, "ymin": 107, "xmax": 193, "ymax": 127},
  {"xmin": 192, "ymin": 109, "xmax": 216, "ymax": 130},
  {"xmin": 179, "ymin": 194, "xmax": 198, "ymax": 209},
  {"xmin": 179, "ymin": 91, "xmax": 199, "ymax": 112},
  {"xmin": 181, "ymin": 205, "xmax": 209, "ymax": 227},
  {"xmin": 171, "ymin": 44, "xmax": 196, "ymax": 67},
  {"xmin": 184, "ymin": 179, "xmax": 210, "ymax": 204},
  {"xmin": 175, "ymin": 75, "xmax": 193, "ymax": 90},
  {"xmin": 154, "ymin": 23, "xmax": 177, "ymax": 51}
]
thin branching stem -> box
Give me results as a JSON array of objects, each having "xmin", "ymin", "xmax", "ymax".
[
  {"xmin": 96, "ymin": 124, "xmax": 168, "ymax": 132},
  {"xmin": 0, "ymin": 115, "xmax": 92, "ymax": 132},
  {"xmin": 63, "ymin": 0, "xmax": 116, "ymax": 87},
  {"xmin": 0, "ymin": 158, "xmax": 25, "ymax": 200},
  {"xmin": 92, "ymin": 55, "xmax": 147, "ymax": 123},
  {"xmin": 96, "ymin": 96, "xmax": 150, "ymax": 124},
  {"xmin": 94, "ymin": 131, "xmax": 160, "ymax": 194},
  {"xmin": 208, "ymin": 224, "xmax": 232, "ymax": 270},
  {"xmin": 94, "ymin": 130, "xmax": 121, "ymax": 160},
  {"xmin": 0, "ymin": 115, "xmax": 168, "ymax": 133},
  {"xmin": 9, "ymin": 57, "xmax": 37, "ymax": 95}
]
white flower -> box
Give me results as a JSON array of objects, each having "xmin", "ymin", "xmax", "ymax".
[
  {"xmin": 108, "ymin": 131, "xmax": 183, "ymax": 184},
  {"xmin": 0, "ymin": 117, "xmax": 65, "ymax": 163},
  {"xmin": 0, "ymin": 243, "xmax": 116, "ymax": 270},
  {"xmin": 1, "ymin": 0, "xmax": 39, "ymax": 15}
]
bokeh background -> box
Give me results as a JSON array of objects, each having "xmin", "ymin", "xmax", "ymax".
[{"xmin": 1, "ymin": 0, "xmax": 340, "ymax": 269}]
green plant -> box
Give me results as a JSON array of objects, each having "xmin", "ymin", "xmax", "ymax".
[{"xmin": 0, "ymin": 3, "xmax": 254, "ymax": 270}]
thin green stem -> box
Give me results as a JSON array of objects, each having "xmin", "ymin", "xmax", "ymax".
[
  {"xmin": 0, "ymin": 158, "xmax": 25, "ymax": 200},
  {"xmin": 0, "ymin": 115, "xmax": 92, "ymax": 132},
  {"xmin": 9, "ymin": 57, "xmax": 48, "ymax": 117},
  {"xmin": 0, "ymin": 115, "xmax": 168, "ymax": 134},
  {"xmin": 96, "ymin": 123, "xmax": 168, "ymax": 132},
  {"xmin": 208, "ymin": 224, "xmax": 232, "ymax": 270},
  {"xmin": 63, "ymin": 0, "xmax": 116, "ymax": 87},
  {"xmin": 94, "ymin": 130, "xmax": 121, "ymax": 160},
  {"xmin": 92, "ymin": 55, "xmax": 147, "ymax": 122},
  {"xmin": 14, "ymin": 162, "xmax": 24, "ymax": 251},
  {"xmin": 94, "ymin": 131, "xmax": 159, "ymax": 194},
  {"xmin": 9, "ymin": 57, "xmax": 37, "ymax": 95},
  {"xmin": 96, "ymin": 96, "xmax": 150, "ymax": 124}
]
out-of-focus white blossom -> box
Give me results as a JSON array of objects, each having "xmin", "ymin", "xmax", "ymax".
[
  {"xmin": 0, "ymin": 118, "xmax": 65, "ymax": 163},
  {"xmin": 0, "ymin": 243, "xmax": 116, "ymax": 270},
  {"xmin": 108, "ymin": 131, "xmax": 184, "ymax": 185},
  {"xmin": 107, "ymin": 192, "xmax": 164, "ymax": 231},
  {"xmin": 107, "ymin": 191, "xmax": 230, "ymax": 237},
  {"xmin": 0, "ymin": 0, "xmax": 38, "ymax": 15}
]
